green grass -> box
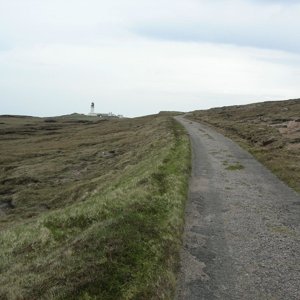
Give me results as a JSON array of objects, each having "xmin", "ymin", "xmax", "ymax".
[
  {"xmin": 225, "ymin": 163, "xmax": 245, "ymax": 171},
  {"xmin": 0, "ymin": 115, "xmax": 190, "ymax": 299},
  {"xmin": 268, "ymin": 225, "xmax": 296, "ymax": 236}
]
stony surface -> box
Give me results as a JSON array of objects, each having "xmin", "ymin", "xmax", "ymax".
[{"xmin": 175, "ymin": 116, "xmax": 300, "ymax": 300}]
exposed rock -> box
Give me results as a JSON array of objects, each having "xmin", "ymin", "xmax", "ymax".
[
  {"xmin": 290, "ymin": 138, "xmax": 300, "ymax": 144},
  {"xmin": 101, "ymin": 150, "xmax": 117, "ymax": 158},
  {"xmin": 39, "ymin": 203, "xmax": 51, "ymax": 210},
  {"xmin": 0, "ymin": 199, "xmax": 15, "ymax": 210},
  {"xmin": 261, "ymin": 137, "xmax": 276, "ymax": 146},
  {"xmin": 272, "ymin": 118, "xmax": 291, "ymax": 124}
]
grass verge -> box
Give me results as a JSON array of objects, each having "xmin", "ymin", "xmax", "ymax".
[{"xmin": 0, "ymin": 117, "xmax": 190, "ymax": 299}]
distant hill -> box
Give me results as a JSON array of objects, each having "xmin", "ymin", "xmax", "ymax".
[{"xmin": 158, "ymin": 111, "xmax": 184, "ymax": 116}]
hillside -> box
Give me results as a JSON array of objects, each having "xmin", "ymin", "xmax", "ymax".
[
  {"xmin": 0, "ymin": 114, "xmax": 190, "ymax": 299},
  {"xmin": 187, "ymin": 99, "xmax": 300, "ymax": 192}
]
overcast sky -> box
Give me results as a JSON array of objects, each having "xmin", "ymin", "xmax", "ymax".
[{"xmin": 0, "ymin": 0, "xmax": 300, "ymax": 117}]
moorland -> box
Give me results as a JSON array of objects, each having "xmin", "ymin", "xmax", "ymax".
[
  {"xmin": 0, "ymin": 113, "xmax": 190, "ymax": 299},
  {"xmin": 1, "ymin": 98, "xmax": 299, "ymax": 299}
]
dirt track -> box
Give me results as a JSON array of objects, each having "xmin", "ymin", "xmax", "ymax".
[{"xmin": 175, "ymin": 116, "xmax": 300, "ymax": 300}]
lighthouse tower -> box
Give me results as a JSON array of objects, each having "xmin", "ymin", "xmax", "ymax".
[{"xmin": 90, "ymin": 102, "xmax": 95, "ymax": 115}]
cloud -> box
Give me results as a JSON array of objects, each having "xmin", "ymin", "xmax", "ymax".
[
  {"xmin": 1, "ymin": 0, "xmax": 299, "ymax": 52},
  {"xmin": 131, "ymin": 1, "xmax": 300, "ymax": 53},
  {"xmin": 250, "ymin": 0, "xmax": 298, "ymax": 3},
  {"xmin": 0, "ymin": 0, "xmax": 299, "ymax": 117},
  {"xmin": 1, "ymin": 39, "xmax": 299, "ymax": 116}
]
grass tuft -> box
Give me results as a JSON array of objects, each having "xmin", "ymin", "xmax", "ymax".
[{"xmin": 225, "ymin": 163, "xmax": 245, "ymax": 171}]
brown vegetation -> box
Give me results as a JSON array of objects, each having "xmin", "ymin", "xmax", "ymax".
[
  {"xmin": 187, "ymin": 99, "xmax": 300, "ymax": 192},
  {"xmin": 0, "ymin": 114, "xmax": 167, "ymax": 227},
  {"xmin": 0, "ymin": 113, "xmax": 190, "ymax": 299}
]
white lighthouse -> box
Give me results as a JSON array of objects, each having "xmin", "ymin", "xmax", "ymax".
[
  {"xmin": 87, "ymin": 102, "xmax": 121, "ymax": 118},
  {"xmin": 90, "ymin": 102, "xmax": 95, "ymax": 114},
  {"xmin": 89, "ymin": 102, "xmax": 97, "ymax": 116}
]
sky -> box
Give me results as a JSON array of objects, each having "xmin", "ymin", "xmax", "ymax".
[{"xmin": 0, "ymin": 0, "xmax": 300, "ymax": 117}]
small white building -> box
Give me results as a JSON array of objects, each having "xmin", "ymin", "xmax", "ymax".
[{"xmin": 88, "ymin": 102, "xmax": 123, "ymax": 118}]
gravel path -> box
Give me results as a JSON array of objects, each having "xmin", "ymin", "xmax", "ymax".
[{"xmin": 175, "ymin": 116, "xmax": 300, "ymax": 300}]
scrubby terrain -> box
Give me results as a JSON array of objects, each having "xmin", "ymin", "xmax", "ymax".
[
  {"xmin": 187, "ymin": 99, "xmax": 300, "ymax": 192},
  {"xmin": 0, "ymin": 114, "xmax": 190, "ymax": 299}
]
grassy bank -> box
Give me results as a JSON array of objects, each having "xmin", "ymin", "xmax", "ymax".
[
  {"xmin": 0, "ymin": 115, "xmax": 190, "ymax": 299},
  {"xmin": 187, "ymin": 99, "xmax": 300, "ymax": 193}
]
